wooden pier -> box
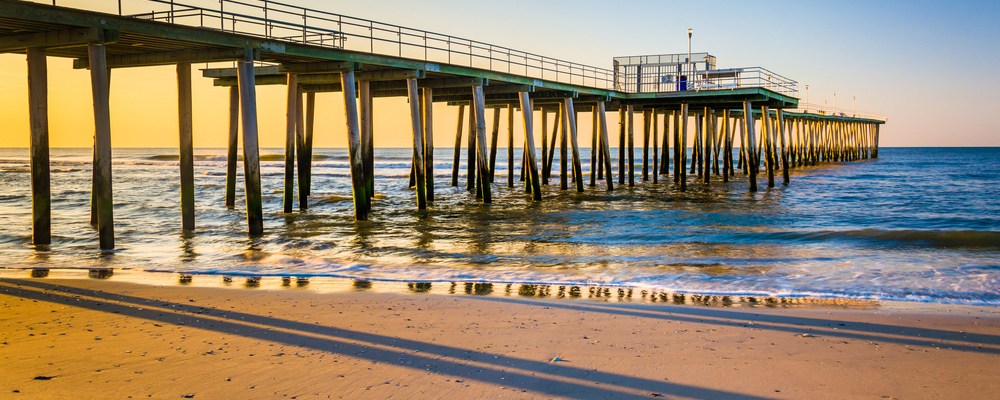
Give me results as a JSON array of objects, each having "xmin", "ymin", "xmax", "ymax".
[{"xmin": 0, "ymin": 0, "xmax": 885, "ymax": 250}]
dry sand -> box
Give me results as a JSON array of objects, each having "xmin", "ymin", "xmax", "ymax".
[{"xmin": 1, "ymin": 275, "xmax": 998, "ymax": 399}]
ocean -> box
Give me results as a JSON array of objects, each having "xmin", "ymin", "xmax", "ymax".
[{"xmin": 0, "ymin": 147, "xmax": 997, "ymax": 305}]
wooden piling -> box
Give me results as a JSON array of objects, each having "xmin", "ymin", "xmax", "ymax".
[
  {"xmin": 27, "ymin": 47, "xmax": 50, "ymax": 245},
  {"xmin": 236, "ymin": 51, "xmax": 263, "ymax": 235},
  {"xmin": 305, "ymin": 92, "xmax": 316, "ymax": 198},
  {"xmin": 618, "ymin": 106, "xmax": 626, "ymax": 185},
  {"xmin": 225, "ymin": 86, "xmax": 239, "ymax": 208},
  {"xmin": 541, "ymin": 106, "xmax": 558, "ymax": 185},
  {"xmin": 360, "ymin": 80, "xmax": 374, "ymax": 203},
  {"xmin": 597, "ymin": 101, "xmax": 615, "ymax": 191},
  {"xmin": 467, "ymin": 100, "xmax": 476, "ymax": 192},
  {"xmin": 488, "ymin": 107, "xmax": 500, "ymax": 183},
  {"xmin": 743, "ymin": 101, "xmax": 758, "ymax": 192},
  {"xmin": 642, "ymin": 109, "xmax": 650, "ymax": 182},
  {"xmin": 662, "ymin": 110, "xmax": 671, "ymax": 176},
  {"xmin": 627, "ymin": 105, "xmax": 635, "ymax": 187},
  {"xmin": 451, "ymin": 104, "xmax": 464, "ymax": 187},
  {"xmin": 760, "ymin": 106, "xmax": 775, "ymax": 188},
  {"xmin": 406, "ymin": 78, "xmax": 427, "ymax": 209},
  {"xmin": 590, "ymin": 106, "xmax": 598, "ymax": 187},
  {"xmin": 472, "ymin": 85, "xmax": 492, "ymax": 203},
  {"xmin": 703, "ymin": 107, "xmax": 712, "ymax": 186},
  {"xmin": 295, "ymin": 85, "xmax": 308, "ymax": 210},
  {"xmin": 673, "ymin": 110, "xmax": 681, "ymax": 183},
  {"xmin": 283, "ymin": 73, "xmax": 298, "ymax": 213},
  {"xmin": 339, "ymin": 69, "xmax": 369, "ymax": 220},
  {"xmin": 652, "ymin": 110, "xmax": 658, "ymax": 184},
  {"xmin": 678, "ymin": 104, "xmax": 688, "ymax": 191},
  {"xmin": 88, "ymin": 44, "xmax": 114, "ymax": 250},
  {"xmin": 563, "ymin": 98, "xmax": 584, "ymax": 192},
  {"xmin": 547, "ymin": 110, "xmax": 559, "ymax": 184},
  {"xmin": 777, "ymin": 109, "xmax": 789, "ymax": 186},
  {"xmin": 722, "ymin": 110, "xmax": 731, "ymax": 183},
  {"xmin": 518, "ymin": 92, "xmax": 542, "ymax": 201},
  {"xmin": 559, "ymin": 104, "xmax": 569, "ymax": 190},
  {"xmin": 177, "ymin": 62, "xmax": 195, "ymax": 230},
  {"xmin": 507, "ymin": 105, "xmax": 515, "ymax": 188},
  {"xmin": 691, "ymin": 113, "xmax": 701, "ymax": 176},
  {"xmin": 422, "ymin": 87, "xmax": 434, "ymax": 202}
]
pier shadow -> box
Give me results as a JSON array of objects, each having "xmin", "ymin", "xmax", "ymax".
[
  {"xmin": 0, "ymin": 279, "xmax": 770, "ymax": 400},
  {"xmin": 463, "ymin": 296, "xmax": 1000, "ymax": 354}
]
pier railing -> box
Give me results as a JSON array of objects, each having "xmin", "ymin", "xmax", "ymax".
[
  {"xmin": 37, "ymin": 0, "xmax": 619, "ymax": 90},
  {"xmin": 790, "ymin": 102, "xmax": 887, "ymax": 121},
  {"xmin": 33, "ymin": 0, "xmax": 800, "ymax": 96}
]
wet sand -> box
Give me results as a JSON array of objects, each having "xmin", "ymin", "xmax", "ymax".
[{"xmin": 1, "ymin": 276, "xmax": 998, "ymax": 399}]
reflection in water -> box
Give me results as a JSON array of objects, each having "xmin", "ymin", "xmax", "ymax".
[
  {"xmin": 178, "ymin": 274, "xmax": 192, "ymax": 284},
  {"xmin": 408, "ymin": 282, "xmax": 432, "ymax": 293},
  {"xmin": 353, "ymin": 280, "xmax": 372, "ymax": 290},
  {"xmin": 30, "ymin": 268, "xmax": 49, "ymax": 278},
  {"xmin": 244, "ymin": 276, "xmax": 261, "ymax": 288},
  {"xmin": 88, "ymin": 269, "xmax": 113, "ymax": 279},
  {"xmin": 0, "ymin": 148, "xmax": 998, "ymax": 305}
]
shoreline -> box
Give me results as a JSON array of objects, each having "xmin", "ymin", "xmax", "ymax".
[
  {"xmin": 2, "ymin": 273, "xmax": 999, "ymax": 399},
  {"xmin": 1, "ymin": 267, "xmax": 994, "ymax": 312}
]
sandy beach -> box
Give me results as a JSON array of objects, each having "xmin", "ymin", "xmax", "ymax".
[{"xmin": 1, "ymin": 275, "xmax": 998, "ymax": 399}]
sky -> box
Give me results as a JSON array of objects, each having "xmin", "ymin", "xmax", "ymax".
[{"xmin": 0, "ymin": 0, "xmax": 998, "ymax": 148}]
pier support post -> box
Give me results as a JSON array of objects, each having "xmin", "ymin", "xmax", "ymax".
[
  {"xmin": 518, "ymin": 92, "xmax": 542, "ymax": 201},
  {"xmin": 618, "ymin": 106, "xmax": 625, "ymax": 185},
  {"xmin": 295, "ymin": 86, "xmax": 307, "ymax": 210},
  {"xmin": 597, "ymin": 101, "xmax": 614, "ymax": 191},
  {"xmin": 507, "ymin": 105, "xmax": 515, "ymax": 188},
  {"xmin": 563, "ymin": 98, "xmax": 584, "ymax": 192},
  {"xmin": 743, "ymin": 101, "xmax": 758, "ymax": 192},
  {"xmin": 467, "ymin": 100, "xmax": 477, "ymax": 192},
  {"xmin": 642, "ymin": 109, "xmax": 650, "ymax": 182},
  {"xmin": 703, "ymin": 107, "xmax": 712, "ymax": 186},
  {"xmin": 627, "ymin": 105, "xmax": 635, "ymax": 187},
  {"xmin": 406, "ymin": 78, "xmax": 427, "ymax": 209},
  {"xmin": 652, "ymin": 110, "xmax": 658, "ymax": 184},
  {"xmin": 27, "ymin": 48, "xmax": 50, "ymax": 245},
  {"xmin": 679, "ymin": 103, "xmax": 688, "ymax": 191},
  {"xmin": 451, "ymin": 104, "xmax": 464, "ymax": 186},
  {"xmin": 283, "ymin": 73, "xmax": 298, "ymax": 213},
  {"xmin": 303, "ymin": 92, "xmax": 316, "ymax": 201},
  {"xmin": 541, "ymin": 106, "xmax": 558, "ymax": 185},
  {"xmin": 559, "ymin": 104, "xmax": 569, "ymax": 190},
  {"xmin": 722, "ymin": 110, "xmax": 731, "ymax": 183},
  {"xmin": 237, "ymin": 50, "xmax": 264, "ymax": 235},
  {"xmin": 422, "ymin": 87, "xmax": 434, "ymax": 202},
  {"xmin": 339, "ymin": 69, "xmax": 369, "ymax": 220},
  {"xmin": 547, "ymin": 109, "xmax": 559, "ymax": 185},
  {"xmin": 590, "ymin": 106, "xmax": 598, "ymax": 187},
  {"xmin": 225, "ymin": 87, "xmax": 239, "ymax": 208},
  {"xmin": 489, "ymin": 107, "xmax": 500, "ymax": 183},
  {"xmin": 88, "ymin": 44, "xmax": 114, "ymax": 250},
  {"xmin": 673, "ymin": 110, "xmax": 681, "ymax": 183},
  {"xmin": 177, "ymin": 62, "xmax": 195, "ymax": 230},
  {"xmin": 662, "ymin": 110, "xmax": 671, "ymax": 176},
  {"xmin": 360, "ymin": 80, "xmax": 374, "ymax": 203},
  {"xmin": 472, "ymin": 85, "xmax": 491, "ymax": 203},
  {"xmin": 761, "ymin": 106, "xmax": 775, "ymax": 188},
  {"xmin": 777, "ymin": 109, "xmax": 789, "ymax": 186}
]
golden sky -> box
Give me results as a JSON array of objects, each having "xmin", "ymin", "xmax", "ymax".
[{"xmin": 0, "ymin": 55, "xmax": 607, "ymax": 150}]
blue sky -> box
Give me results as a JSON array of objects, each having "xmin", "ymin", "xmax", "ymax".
[{"xmin": 320, "ymin": 0, "xmax": 1000, "ymax": 146}]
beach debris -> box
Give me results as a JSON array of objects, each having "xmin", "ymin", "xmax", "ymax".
[
  {"xmin": 33, "ymin": 375, "xmax": 56, "ymax": 380},
  {"xmin": 181, "ymin": 394, "xmax": 196, "ymax": 398},
  {"xmin": 549, "ymin": 356, "xmax": 567, "ymax": 363},
  {"xmin": 798, "ymin": 333, "xmax": 816, "ymax": 338},
  {"xmin": 650, "ymin": 393, "xmax": 664, "ymax": 397}
]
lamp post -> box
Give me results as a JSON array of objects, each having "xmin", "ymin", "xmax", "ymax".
[
  {"xmin": 687, "ymin": 28, "xmax": 693, "ymax": 82},
  {"xmin": 852, "ymin": 96, "xmax": 856, "ymax": 117},
  {"xmin": 805, "ymin": 84, "xmax": 810, "ymax": 112},
  {"xmin": 833, "ymin": 91, "xmax": 837, "ymax": 114}
]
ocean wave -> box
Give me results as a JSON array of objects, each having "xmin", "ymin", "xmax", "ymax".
[{"xmin": 779, "ymin": 229, "xmax": 1000, "ymax": 250}]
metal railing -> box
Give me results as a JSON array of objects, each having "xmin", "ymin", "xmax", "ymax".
[
  {"xmin": 30, "ymin": 0, "xmax": 803, "ymax": 97},
  {"xmin": 35, "ymin": 0, "xmax": 618, "ymax": 90},
  {"xmin": 789, "ymin": 103, "xmax": 886, "ymax": 122}
]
